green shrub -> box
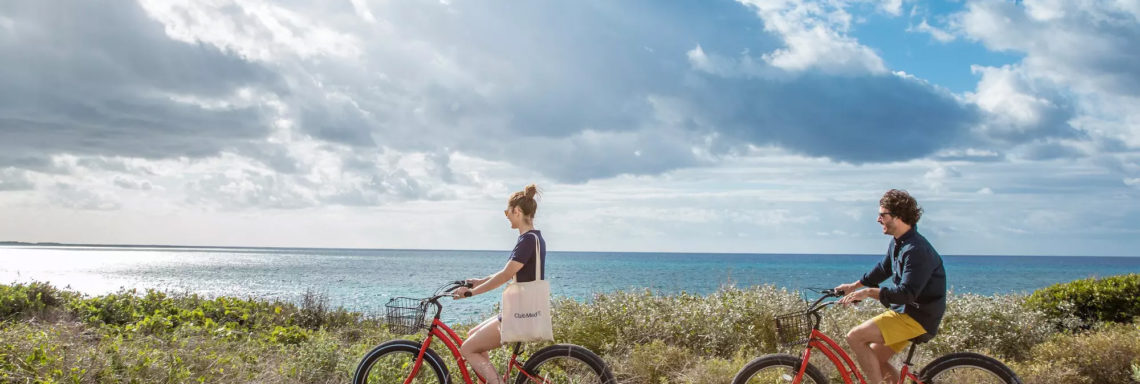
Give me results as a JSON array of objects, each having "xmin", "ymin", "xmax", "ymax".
[
  {"xmin": 927, "ymin": 294, "xmax": 1053, "ymax": 361},
  {"xmin": 628, "ymin": 340, "xmax": 691, "ymax": 384},
  {"xmin": 268, "ymin": 325, "xmax": 311, "ymax": 345},
  {"xmin": 553, "ymin": 285, "xmax": 805, "ymax": 358},
  {"xmin": 1025, "ymin": 274, "xmax": 1140, "ymax": 327},
  {"xmin": 0, "ymin": 281, "xmax": 75, "ymax": 322},
  {"xmin": 1010, "ymin": 323, "xmax": 1140, "ymax": 384},
  {"xmin": 3, "ymin": 279, "xmax": 1140, "ymax": 384}
]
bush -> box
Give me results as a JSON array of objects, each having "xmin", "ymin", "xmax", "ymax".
[
  {"xmin": 628, "ymin": 340, "xmax": 691, "ymax": 383},
  {"xmin": 927, "ymin": 294, "xmax": 1053, "ymax": 361},
  {"xmin": 0, "ymin": 282, "xmax": 75, "ymax": 322},
  {"xmin": 1025, "ymin": 274, "xmax": 1140, "ymax": 327},
  {"xmin": 553, "ymin": 285, "xmax": 806, "ymax": 358},
  {"xmin": 3, "ymin": 278, "xmax": 1140, "ymax": 383},
  {"xmin": 1010, "ymin": 323, "xmax": 1140, "ymax": 384}
]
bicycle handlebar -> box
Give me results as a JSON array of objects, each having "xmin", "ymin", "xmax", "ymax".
[{"xmin": 431, "ymin": 280, "xmax": 475, "ymax": 301}]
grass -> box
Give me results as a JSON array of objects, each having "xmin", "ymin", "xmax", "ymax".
[{"xmin": 1, "ymin": 280, "xmax": 1138, "ymax": 383}]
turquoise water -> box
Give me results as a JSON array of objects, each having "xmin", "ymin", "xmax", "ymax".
[{"xmin": 2, "ymin": 245, "xmax": 1139, "ymax": 322}]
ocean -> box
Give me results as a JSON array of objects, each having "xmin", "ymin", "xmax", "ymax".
[{"xmin": 2, "ymin": 245, "xmax": 1139, "ymax": 323}]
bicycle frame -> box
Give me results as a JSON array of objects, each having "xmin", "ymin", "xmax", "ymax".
[
  {"xmin": 397, "ymin": 289, "xmax": 553, "ymax": 384},
  {"xmin": 793, "ymin": 329, "xmax": 925, "ymax": 384},
  {"xmin": 781, "ymin": 290, "xmax": 927, "ymax": 384},
  {"xmin": 404, "ymin": 318, "xmax": 544, "ymax": 384}
]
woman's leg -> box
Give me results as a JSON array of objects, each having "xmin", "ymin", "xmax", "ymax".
[
  {"xmin": 460, "ymin": 317, "xmax": 503, "ymax": 384},
  {"xmin": 467, "ymin": 315, "xmax": 498, "ymax": 338}
]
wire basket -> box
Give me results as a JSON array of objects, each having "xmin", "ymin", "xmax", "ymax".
[
  {"xmin": 774, "ymin": 310, "xmax": 814, "ymax": 346},
  {"xmin": 385, "ymin": 297, "xmax": 429, "ymax": 334}
]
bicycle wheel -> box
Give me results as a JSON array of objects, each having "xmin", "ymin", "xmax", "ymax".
[
  {"xmin": 353, "ymin": 339, "xmax": 449, "ymax": 384},
  {"xmin": 732, "ymin": 354, "xmax": 828, "ymax": 384},
  {"xmin": 515, "ymin": 344, "xmax": 615, "ymax": 384},
  {"xmin": 919, "ymin": 352, "xmax": 1022, "ymax": 384}
]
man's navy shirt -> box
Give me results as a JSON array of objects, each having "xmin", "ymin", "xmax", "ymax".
[{"xmin": 860, "ymin": 227, "xmax": 948, "ymax": 336}]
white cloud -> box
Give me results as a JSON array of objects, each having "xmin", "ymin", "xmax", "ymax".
[
  {"xmin": 922, "ymin": 165, "xmax": 961, "ymax": 191},
  {"xmin": 911, "ymin": 19, "xmax": 956, "ymax": 42},
  {"xmin": 113, "ymin": 176, "xmax": 154, "ymax": 191},
  {"xmin": 137, "ymin": 0, "xmax": 362, "ymax": 62},
  {"xmin": 880, "ymin": 0, "xmax": 904, "ymax": 16},
  {"xmin": 1125, "ymin": 178, "xmax": 1140, "ymax": 188},
  {"xmin": 966, "ymin": 64, "xmax": 1072, "ymax": 141},
  {"xmin": 736, "ymin": 0, "xmax": 888, "ymax": 75},
  {"xmin": 0, "ymin": 168, "xmax": 34, "ymax": 191},
  {"xmin": 2, "ymin": 0, "xmax": 1139, "ymax": 257},
  {"xmin": 349, "ymin": 0, "xmax": 377, "ymax": 24},
  {"xmin": 955, "ymin": 0, "xmax": 1140, "ymax": 149}
]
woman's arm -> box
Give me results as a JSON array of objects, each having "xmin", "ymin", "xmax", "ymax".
[{"xmin": 454, "ymin": 260, "xmax": 525, "ymax": 298}]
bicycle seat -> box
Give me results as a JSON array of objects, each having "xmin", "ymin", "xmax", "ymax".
[{"xmin": 911, "ymin": 333, "xmax": 934, "ymax": 344}]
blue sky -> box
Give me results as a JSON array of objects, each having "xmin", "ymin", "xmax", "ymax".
[{"xmin": 1, "ymin": 0, "xmax": 1138, "ymax": 256}]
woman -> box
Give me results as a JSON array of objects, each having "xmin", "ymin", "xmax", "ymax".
[{"xmin": 452, "ymin": 184, "xmax": 546, "ymax": 384}]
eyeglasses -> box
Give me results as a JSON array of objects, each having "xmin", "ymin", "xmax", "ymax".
[{"xmin": 878, "ymin": 212, "xmax": 893, "ymax": 219}]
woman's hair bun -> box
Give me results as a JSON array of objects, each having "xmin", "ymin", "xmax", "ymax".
[{"xmin": 524, "ymin": 184, "xmax": 538, "ymax": 199}]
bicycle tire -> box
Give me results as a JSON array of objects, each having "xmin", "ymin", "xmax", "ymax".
[
  {"xmin": 732, "ymin": 354, "xmax": 828, "ymax": 384},
  {"xmin": 919, "ymin": 352, "xmax": 1022, "ymax": 384},
  {"xmin": 353, "ymin": 339, "xmax": 449, "ymax": 384},
  {"xmin": 515, "ymin": 344, "xmax": 615, "ymax": 384}
]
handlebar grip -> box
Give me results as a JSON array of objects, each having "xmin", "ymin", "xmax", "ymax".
[{"xmin": 463, "ymin": 291, "xmax": 472, "ymax": 297}]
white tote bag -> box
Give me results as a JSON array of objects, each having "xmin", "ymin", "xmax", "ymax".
[{"xmin": 500, "ymin": 233, "xmax": 554, "ymax": 342}]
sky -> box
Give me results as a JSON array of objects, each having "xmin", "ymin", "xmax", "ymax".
[{"xmin": 1, "ymin": 0, "xmax": 1138, "ymax": 256}]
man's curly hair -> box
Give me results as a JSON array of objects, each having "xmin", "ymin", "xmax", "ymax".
[{"xmin": 880, "ymin": 189, "xmax": 922, "ymax": 227}]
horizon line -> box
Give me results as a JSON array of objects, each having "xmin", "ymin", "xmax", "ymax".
[{"xmin": 1, "ymin": 240, "xmax": 1135, "ymax": 258}]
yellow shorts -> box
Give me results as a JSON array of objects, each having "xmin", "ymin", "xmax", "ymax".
[{"xmin": 871, "ymin": 311, "xmax": 927, "ymax": 353}]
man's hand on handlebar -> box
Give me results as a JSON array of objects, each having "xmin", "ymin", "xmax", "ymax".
[
  {"xmin": 834, "ymin": 281, "xmax": 861, "ymax": 295},
  {"xmin": 838, "ymin": 288, "xmax": 871, "ymax": 306}
]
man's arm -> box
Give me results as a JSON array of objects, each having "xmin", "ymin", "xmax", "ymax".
[
  {"xmin": 878, "ymin": 246, "xmax": 935, "ymax": 306},
  {"xmin": 859, "ymin": 252, "xmax": 893, "ymax": 288}
]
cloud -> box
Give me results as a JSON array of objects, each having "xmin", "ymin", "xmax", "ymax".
[
  {"xmin": 0, "ymin": 168, "xmax": 34, "ymax": 191},
  {"xmin": 966, "ymin": 64, "xmax": 1077, "ymax": 143},
  {"xmin": 880, "ymin": 0, "xmax": 904, "ymax": 16},
  {"xmin": 2, "ymin": 0, "xmax": 991, "ymax": 189},
  {"xmin": 46, "ymin": 183, "xmax": 121, "ymax": 211},
  {"xmin": 910, "ymin": 19, "xmax": 956, "ymax": 42},
  {"xmin": 955, "ymin": 0, "xmax": 1140, "ymax": 150},
  {"xmin": 736, "ymin": 0, "xmax": 888, "ymax": 75},
  {"xmin": 0, "ymin": 0, "xmax": 280, "ymax": 169},
  {"xmin": 922, "ymin": 165, "xmax": 961, "ymax": 191},
  {"xmin": 677, "ymin": 70, "xmax": 978, "ymax": 163}
]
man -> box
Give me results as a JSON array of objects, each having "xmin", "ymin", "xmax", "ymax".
[{"xmin": 835, "ymin": 189, "xmax": 947, "ymax": 384}]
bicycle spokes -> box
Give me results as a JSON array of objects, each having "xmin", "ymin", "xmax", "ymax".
[
  {"xmin": 924, "ymin": 365, "xmax": 1010, "ymax": 384},
  {"xmin": 740, "ymin": 367, "xmax": 825, "ymax": 383},
  {"xmin": 362, "ymin": 350, "xmax": 438, "ymax": 383},
  {"xmin": 524, "ymin": 356, "xmax": 604, "ymax": 384}
]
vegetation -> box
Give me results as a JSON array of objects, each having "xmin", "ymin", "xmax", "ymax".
[
  {"xmin": 1, "ymin": 277, "xmax": 1139, "ymax": 383},
  {"xmin": 1024, "ymin": 273, "xmax": 1140, "ymax": 327}
]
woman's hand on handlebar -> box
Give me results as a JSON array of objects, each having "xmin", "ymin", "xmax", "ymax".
[
  {"xmin": 465, "ymin": 278, "xmax": 486, "ymax": 287},
  {"xmin": 452, "ymin": 286, "xmax": 473, "ymax": 300}
]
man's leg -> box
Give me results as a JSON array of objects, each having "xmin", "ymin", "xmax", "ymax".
[
  {"xmin": 871, "ymin": 342, "xmax": 900, "ymax": 383},
  {"xmin": 847, "ymin": 319, "xmax": 889, "ymax": 384}
]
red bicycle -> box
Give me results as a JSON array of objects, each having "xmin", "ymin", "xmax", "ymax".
[
  {"xmin": 353, "ymin": 281, "xmax": 615, "ymax": 384},
  {"xmin": 733, "ymin": 289, "xmax": 1021, "ymax": 384}
]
